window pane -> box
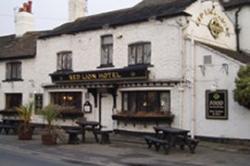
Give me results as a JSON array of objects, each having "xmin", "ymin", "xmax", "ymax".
[
  {"xmin": 160, "ymin": 92, "xmax": 170, "ymax": 112},
  {"xmin": 123, "ymin": 93, "xmax": 128, "ymax": 111},
  {"xmin": 137, "ymin": 45, "xmax": 143, "ymax": 64},
  {"xmin": 144, "ymin": 43, "xmax": 151, "ymax": 64},
  {"xmin": 35, "ymin": 94, "xmax": 43, "ymax": 113},
  {"xmin": 6, "ymin": 63, "xmax": 11, "ymax": 79},
  {"xmin": 128, "ymin": 46, "xmax": 136, "ymax": 65},
  {"xmin": 17, "ymin": 63, "xmax": 21, "ymax": 79},
  {"xmin": 136, "ymin": 92, "xmax": 147, "ymax": 112},
  {"xmin": 102, "ymin": 36, "xmax": 113, "ymax": 45},
  {"xmin": 128, "ymin": 92, "xmax": 136, "ymax": 112},
  {"xmin": 108, "ymin": 45, "xmax": 113, "ymax": 64},
  {"xmin": 57, "ymin": 54, "xmax": 62, "ymax": 70},
  {"xmin": 63, "ymin": 54, "xmax": 67, "ymax": 69},
  {"xmin": 148, "ymin": 92, "xmax": 159, "ymax": 112},
  {"xmin": 101, "ymin": 46, "xmax": 109, "ymax": 65}
]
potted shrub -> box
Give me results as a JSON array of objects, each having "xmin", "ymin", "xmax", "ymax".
[
  {"xmin": 16, "ymin": 102, "xmax": 34, "ymax": 140},
  {"xmin": 41, "ymin": 104, "xmax": 59, "ymax": 145}
]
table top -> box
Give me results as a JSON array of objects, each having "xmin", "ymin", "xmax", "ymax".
[
  {"xmin": 76, "ymin": 120, "xmax": 100, "ymax": 126},
  {"xmin": 154, "ymin": 126, "xmax": 190, "ymax": 134}
]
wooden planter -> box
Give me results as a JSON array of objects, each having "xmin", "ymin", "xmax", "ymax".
[
  {"xmin": 18, "ymin": 125, "xmax": 33, "ymax": 140},
  {"xmin": 41, "ymin": 134, "xmax": 57, "ymax": 145},
  {"xmin": 112, "ymin": 113, "xmax": 175, "ymax": 127}
]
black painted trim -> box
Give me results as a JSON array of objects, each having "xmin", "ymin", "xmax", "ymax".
[
  {"xmin": 97, "ymin": 64, "xmax": 114, "ymax": 69},
  {"xmin": 2, "ymin": 79, "xmax": 24, "ymax": 82},
  {"xmin": 0, "ymin": 55, "xmax": 35, "ymax": 61}
]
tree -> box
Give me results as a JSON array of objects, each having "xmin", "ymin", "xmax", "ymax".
[{"xmin": 234, "ymin": 65, "xmax": 250, "ymax": 109}]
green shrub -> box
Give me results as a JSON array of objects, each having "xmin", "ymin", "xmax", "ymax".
[{"xmin": 234, "ymin": 65, "xmax": 250, "ymax": 109}]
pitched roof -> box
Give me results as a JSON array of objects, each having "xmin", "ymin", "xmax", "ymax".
[
  {"xmin": 220, "ymin": 0, "xmax": 250, "ymax": 10},
  {"xmin": 40, "ymin": 0, "xmax": 195, "ymax": 39},
  {"xmin": 0, "ymin": 31, "xmax": 45, "ymax": 61},
  {"xmin": 200, "ymin": 42, "xmax": 250, "ymax": 64}
]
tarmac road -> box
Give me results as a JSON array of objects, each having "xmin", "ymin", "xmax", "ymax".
[
  {"xmin": 0, "ymin": 146, "xmax": 99, "ymax": 166},
  {"xmin": 0, "ymin": 134, "xmax": 249, "ymax": 166}
]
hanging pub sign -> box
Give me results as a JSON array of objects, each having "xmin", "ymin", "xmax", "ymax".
[
  {"xmin": 206, "ymin": 90, "xmax": 228, "ymax": 120},
  {"xmin": 50, "ymin": 66, "xmax": 149, "ymax": 83}
]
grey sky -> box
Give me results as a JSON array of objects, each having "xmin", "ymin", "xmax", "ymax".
[{"xmin": 0, "ymin": 0, "xmax": 142, "ymax": 36}]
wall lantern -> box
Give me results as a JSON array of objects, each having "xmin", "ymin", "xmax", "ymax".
[
  {"xmin": 210, "ymin": 80, "xmax": 218, "ymax": 92},
  {"xmin": 198, "ymin": 65, "xmax": 206, "ymax": 76},
  {"xmin": 222, "ymin": 63, "xmax": 229, "ymax": 75},
  {"xmin": 83, "ymin": 101, "xmax": 92, "ymax": 113}
]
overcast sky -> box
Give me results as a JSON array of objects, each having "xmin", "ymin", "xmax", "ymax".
[{"xmin": 0, "ymin": 0, "xmax": 142, "ymax": 36}]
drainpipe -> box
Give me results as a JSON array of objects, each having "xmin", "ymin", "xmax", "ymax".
[
  {"xmin": 235, "ymin": 7, "xmax": 242, "ymax": 52},
  {"xmin": 191, "ymin": 31, "xmax": 196, "ymax": 139},
  {"xmin": 175, "ymin": 17, "xmax": 189, "ymax": 129}
]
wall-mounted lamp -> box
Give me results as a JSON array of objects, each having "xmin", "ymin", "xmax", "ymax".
[
  {"xmin": 210, "ymin": 79, "xmax": 218, "ymax": 92},
  {"xmin": 222, "ymin": 63, "xmax": 229, "ymax": 75},
  {"xmin": 198, "ymin": 65, "xmax": 206, "ymax": 76}
]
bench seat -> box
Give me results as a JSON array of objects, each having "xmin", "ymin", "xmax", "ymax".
[
  {"xmin": 66, "ymin": 129, "xmax": 82, "ymax": 144},
  {"xmin": 93, "ymin": 130, "xmax": 113, "ymax": 144},
  {"xmin": 144, "ymin": 135, "xmax": 169, "ymax": 154},
  {"xmin": 0, "ymin": 124, "xmax": 18, "ymax": 134},
  {"xmin": 176, "ymin": 135, "xmax": 199, "ymax": 153}
]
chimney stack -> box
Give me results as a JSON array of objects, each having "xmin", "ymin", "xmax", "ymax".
[
  {"xmin": 69, "ymin": 0, "xmax": 87, "ymax": 22},
  {"xmin": 15, "ymin": 0, "xmax": 34, "ymax": 37}
]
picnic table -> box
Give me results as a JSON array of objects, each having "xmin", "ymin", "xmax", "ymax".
[
  {"xmin": 76, "ymin": 119, "xmax": 100, "ymax": 143},
  {"xmin": 144, "ymin": 126, "xmax": 199, "ymax": 154},
  {"xmin": 0, "ymin": 119, "xmax": 23, "ymax": 134}
]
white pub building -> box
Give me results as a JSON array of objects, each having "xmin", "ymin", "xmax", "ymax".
[{"xmin": 1, "ymin": 0, "xmax": 250, "ymax": 142}]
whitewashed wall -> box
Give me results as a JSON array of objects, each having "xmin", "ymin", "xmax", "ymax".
[
  {"xmin": 36, "ymin": 18, "xmax": 183, "ymax": 84},
  {"xmin": 0, "ymin": 59, "xmax": 37, "ymax": 110},
  {"xmin": 183, "ymin": 40, "xmax": 250, "ymax": 140},
  {"xmin": 35, "ymin": 17, "xmax": 184, "ymax": 129}
]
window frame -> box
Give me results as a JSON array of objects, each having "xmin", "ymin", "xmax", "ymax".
[
  {"xmin": 57, "ymin": 51, "xmax": 73, "ymax": 72},
  {"xmin": 50, "ymin": 92, "xmax": 82, "ymax": 111},
  {"xmin": 100, "ymin": 35, "xmax": 114, "ymax": 68},
  {"xmin": 128, "ymin": 42, "xmax": 151, "ymax": 66},
  {"xmin": 5, "ymin": 93, "xmax": 23, "ymax": 109},
  {"xmin": 5, "ymin": 61, "xmax": 22, "ymax": 81}
]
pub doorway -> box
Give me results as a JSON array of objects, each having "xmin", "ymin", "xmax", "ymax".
[{"xmin": 99, "ymin": 93, "xmax": 114, "ymax": 130}]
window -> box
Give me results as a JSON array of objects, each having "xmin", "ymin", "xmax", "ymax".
[
  {"xmin": 57, "ymin": 51, "xmax": 72, "ymax": 71},
  {"xmin": 122, "ymin": 91, "xmax": 170, "ymax": 113},
  {"xmin": 50, "ymin": 92, "xmax": 82, "ymax": 111},
  {"xmin": 6, "ymin": 62, "xmax": 22, "ymax": 81},
  {"xmin": 5, "ymin": 93, "xmax": 22, "ymax": 109},
  {"xmin": 34, "ymin": 94, "xmax": 43, "ymax": 113},
  {"xmin": 204, "ymin": 55, "xmax": 212, "ymax": 65},
  {"xmin": 128, "ymin": 42, "xmax": 151, "ymax": 65},
  {"xmin": 101, "ymin": 35, "xmax": 113, "ymax": 67}
]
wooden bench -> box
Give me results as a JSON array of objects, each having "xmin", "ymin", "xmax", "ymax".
[
  {"xmin": 186, "ymin": 138, "xmax": 199, "ymax": 153},
  {"xmin": 144, "ymin": 135, "xmax": 169, "ymax": 154},
  {"xmin": 176, "ymin": 135, "xmax": 199, "ymax": 153},
  {"xmin": 93, "ymin": 130, "xmax": 113, "ymax": 144},
  {"xmin": 65, "ymin": 129, "xmax": 82, "ymax": 144}
]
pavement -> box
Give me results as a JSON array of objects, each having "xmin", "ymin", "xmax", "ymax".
[{"xmin": 0, "ymin": 132, "xmax": 250, "ymax": 166}]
